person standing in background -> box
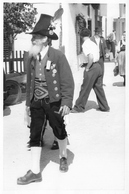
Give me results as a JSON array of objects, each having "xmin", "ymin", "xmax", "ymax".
[
  {"xmin": 90, "ymin": 27, "xmax": 107, "ymax": 86},
  {"xmin": 115, "ymin": 31, "xmax": 126, "ymax": 86},
  {"xmin": 111, "ymin": 30, "xmax": 116, "ymax": 59},
  {"xmin": 71, "ymin": 28, "xmax": 110, "ymax": 113},
  {"xmin": 108, "ymin": 30, "xmax": 116, "ymax": 59}
]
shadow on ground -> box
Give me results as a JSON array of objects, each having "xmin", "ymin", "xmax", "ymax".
[
  {"xmin": 85, "ymin": 100, "xmax": 98, "ymax": 111},
  {"xmin": 39, "ymin": 128, "xmax": 74, "ymax": 173}
]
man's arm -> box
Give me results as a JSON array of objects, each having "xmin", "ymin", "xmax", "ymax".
[
  {"xmin": 85, "ymin": 53, "xmax": 94, "ymax": 71},
  {"xmin": 58, "ymin": 53, "xmax": 75, "ymax": 109}
]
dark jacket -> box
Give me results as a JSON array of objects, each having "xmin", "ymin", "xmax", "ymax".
[
  {"xmin": 26, "ymin": 46, "xmax": 74, "ymax": 108},
  {"xmin": 90, "ymin": 36, "xmax": 107, "ymax": 60}
]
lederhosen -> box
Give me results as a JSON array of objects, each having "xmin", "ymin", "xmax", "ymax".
[{"xmin": 29, "ymin": 53, "xmax": 67, "ymax": 147}]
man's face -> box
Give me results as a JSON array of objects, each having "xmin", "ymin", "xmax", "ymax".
[
  {"xmin": 31, "ymin": 34, "xmax": 47, "ymax": 46},
  {"xmin": 29, "ymin": 34, "xmax": 48, "ymax": 57},
  {"xmin": 95, "ymin": 31, "xmax": 101, "ymax": 37}
]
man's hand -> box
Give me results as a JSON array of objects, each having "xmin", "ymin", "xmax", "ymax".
[
  {"xmin": 24, "ymin": 106, "xmax": 31, "ymax": 127},
  {"xmin": 59, "ymin": 105, "xmax": 70, "ymax": 117},
  {"xmin": 85, "ymin": 68, "xmax": 89, "ymax": 72},
  {"xmin": 26, "ymin": 106, "xmax": 30, "ymax": 116}
]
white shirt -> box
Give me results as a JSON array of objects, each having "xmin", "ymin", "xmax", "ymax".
[
  {"xmin": 95, "ymin": 36, "xmax": 100, "ymax": 56},
  {"xmin": 82, "ymin": 38, "xmax": 99, "ymax": 62},
  {"xmin": 40, "ymin": 45, "xmax": 49, "ymax": 59},
  {"xmin": 95, "ymin": 36, "xmax": 100, "ymax": 46}
]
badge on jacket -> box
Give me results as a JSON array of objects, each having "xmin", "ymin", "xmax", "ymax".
[{"xmin": 46, "ymin": 60, "xmax": 51, "ymax": 70}]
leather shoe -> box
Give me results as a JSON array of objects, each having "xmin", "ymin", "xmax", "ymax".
[
  {"xmin": 17, "ymin": 170, "xmax": 42, "ymax": 185},
  {"xmin": 59, "ymin": 157, "xmax": 68, "ymax": 172},
  {"xmin": 51, "ymin": 140, "xmax": 59, "ymax": 150},
  {"xmin": 71, "ymin": 108, "xmax": 84, "ymax": 113},
  {"xmin": 96, "ymin": 107, "xmax": 110, "ymax": 112}
]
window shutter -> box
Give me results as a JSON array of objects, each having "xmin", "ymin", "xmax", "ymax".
[
  {"xmin": 75, "ymin": 14, "xmax": 86, "ymax": 55},
  {"xmin": 75, "ymin": 20, "xmax": 81, "ymax": 55}
]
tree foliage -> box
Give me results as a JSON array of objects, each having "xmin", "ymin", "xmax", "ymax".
[{"xmin": 4, "ymin": 2, "xmax": 37, "ymax": 52}]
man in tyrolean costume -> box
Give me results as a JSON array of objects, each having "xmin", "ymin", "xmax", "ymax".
[{"xmin": 17, "ymin": 9, "xmax": 74, "ymax": 185}]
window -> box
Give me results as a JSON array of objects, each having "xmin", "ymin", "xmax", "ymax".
[{"xmin": 75, "ymin": 14, "xmax": 86, "ymax": 55}]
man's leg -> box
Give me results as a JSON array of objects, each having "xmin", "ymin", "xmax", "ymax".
[
  {"xmin": 73, "ymin": 68, "xmax": 98, "ymax": 112},
  {"xmin": 17, "ymin": 100, "xmax": 46, "ymax": 185},
  {"xmin": 48, "ymin": 101, "xmax": 68, "ymax": 172},
  {"xmin": 57, "ymin": 137, "xmax": 68, "ymax": 172},
  {"xmin": 99, "ymin": 57, "xmax": 104, "ymax": 85},
  {"xmin": 31, "ymin": 147, "xmax": 42, "ymax": 174},
  {"xmin": 57, "ymin": 137, "xmax": 67, "ymax": 159},
  {"xmin": 93, "ymin": 75, "xmax": 110, "ymax": 111}
]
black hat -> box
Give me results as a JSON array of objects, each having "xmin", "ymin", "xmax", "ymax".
[
  {"xmin": 28, "ymin": 14, "xmax": 58, "ymax": 40},
  {"xmin": 80, "ymin": 28, "xmax": 91, "ymax": 37},
  {"xmin": 94, "ymin": 27, "xmax": 103, "ymax": 33}
]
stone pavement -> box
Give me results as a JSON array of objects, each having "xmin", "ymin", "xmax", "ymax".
[{"xmin": 3, "ymin": 62, "xmax": 128, "ymax": 194}]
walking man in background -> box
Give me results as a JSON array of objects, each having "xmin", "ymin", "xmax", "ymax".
[
  {"xmin": 17, "ymin": 9, "xmax": 74, "ymax": 185},
  {"xmin": 90, "ymin": 27, "xmax": 107, "ymax": 86},
  {"xmin": 71, "ymin": 28, "xmax": 110, "ymax": 113}
]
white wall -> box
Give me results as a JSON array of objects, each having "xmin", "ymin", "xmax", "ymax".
[
  {"xmin": 62, "ymin": 3, "xmax": 89, "ymax": 72},
  {"xmin": 14, "ymin": 3, "xmax": 93, "ymax": 72},
  {"xmin": 106, "ymin": 4, "xmax": 120, "ymax": 36},
  {"xmin": 61, "ymin": 3, "xmax": 77, "ymax": 72}
]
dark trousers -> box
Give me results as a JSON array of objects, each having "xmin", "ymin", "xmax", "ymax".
[
  {"xmin": 74, "ymin": 62, "xmax": 110, "ymax": 112},
  {"xmin": 30, "ymin": 98, "xmax": 67, "ymax": 147},
  {"xmin": 99, "ymin": 57, "xmax": 104, "ymax": 84},
  {"xmin": 110, "ymin": 41, "xmax": 115, "ymax": 58}
]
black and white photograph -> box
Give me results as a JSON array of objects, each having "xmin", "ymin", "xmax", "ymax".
[{"xmin": 2, "ymin": 1, "xmax": 128, "ymax": 194}]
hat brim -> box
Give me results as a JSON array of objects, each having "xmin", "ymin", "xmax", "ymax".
[
  {"xmin": 94, "ymin": 30, "xmax": 103, "ymax": 32},
  {"xmin": 26, "ymin": 30, "xmax": 58, "ymax": 40}
]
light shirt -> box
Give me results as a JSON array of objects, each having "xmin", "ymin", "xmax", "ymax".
[
  {"xmin": 112, "ymin": 32, "xmax": 116, "ymax": 41},
  {"xmin": 95, "ymin": 36, "xmax": 100, "ymax": 46},
  {"xmin": 40, "ymin": 45, "xmax": 49, "ymax": 59},
  {"xmin": 95, "ymin": 36, "xmax": 101, "ymax": 56},
  {"xmin": 82, "ymin": 38, "xmax": 99, "ymax": 62},
  {"xmin": 36, "ymin": 45, "xmax": 49, "ymax": 81}
]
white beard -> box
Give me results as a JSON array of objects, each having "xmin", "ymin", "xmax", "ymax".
[{"xmin": 29, "ymin": 44, "xmax": 43, "ymax": 58}]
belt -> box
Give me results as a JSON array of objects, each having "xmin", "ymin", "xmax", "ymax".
[
  {"xmin": 34, "ymin": 96, "xmax": 50, "ymax": 104},
  {"xmin": 93, "ymin": 61, "xmax": 99, "ymax": 64}
]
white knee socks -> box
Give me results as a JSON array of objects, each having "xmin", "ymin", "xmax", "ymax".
[
  {"xmin": 31, "ymin": 147, "xmax": 42, "ymax": 174},
  {"xmin": 57, "ymin": 137, "xmax": 67, "ymax": 159}
]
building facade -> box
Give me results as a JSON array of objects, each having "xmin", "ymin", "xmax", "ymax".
[
  {"xmin": 14, "ymin": 3, "xmax": 97, "ymax": 72},
  {"xmin": 100, "ymin": 3, "xmax": 126, "ymax": 42},
  {"xmin": 14, "ymin": 3, "xmax": 126, "ymax": 72}
]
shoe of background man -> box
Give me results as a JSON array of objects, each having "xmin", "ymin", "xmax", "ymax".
[
  {"xmin": 59, "ymin": 157, "xmax": 68, "ymax": 172},
  {"xmin": 51, "ymin": 140, "xmax": 59, "ymax": 150},
  {"xmin": 17, "ymin": 170, "xmax": 42, "ymax": 185},
  {"xmin": 71, "ymin": 108, "xmax": 85, "ymax": 113},
  {"xmin": 96, "ymin": 107, "xmax": 110, "ymax": 112}
]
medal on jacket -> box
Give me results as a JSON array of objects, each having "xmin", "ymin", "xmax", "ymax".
[{"xmin": 46, "ymin": 60, "xmax": 51, "ymax": 70}]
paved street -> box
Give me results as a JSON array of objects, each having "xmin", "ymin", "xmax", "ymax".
[{"xmin": 3, "ymin": 61, "xmax": 127, "ymax": 194}]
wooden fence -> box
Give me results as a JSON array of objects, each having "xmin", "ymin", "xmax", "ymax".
[{"xmin": 3, "ymin": 51, "xmax": 28, "ymax": 74}]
